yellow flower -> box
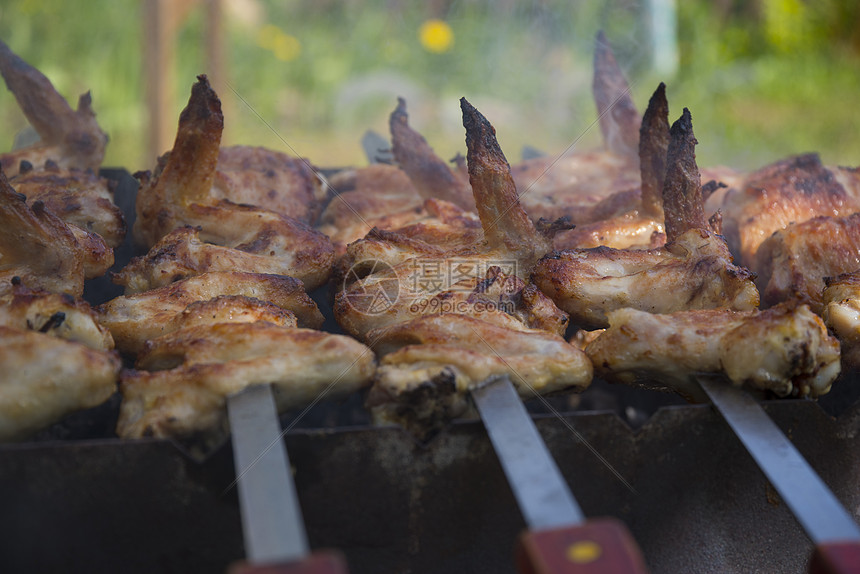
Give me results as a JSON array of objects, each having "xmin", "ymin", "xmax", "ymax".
[
  {"xmin": 419, "ymin": 19, "xmax": 454, "ymax": 54},
  {"xmin": 257, "ymin": 24, "xmax": 302, "ymax": 62},
  {"xmin": 272, "ymin": 33, "xmax": 302, "ymax": 62}
]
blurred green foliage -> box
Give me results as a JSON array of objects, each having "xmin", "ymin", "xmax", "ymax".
[{"xmin": 0, "ymin": 0, "xmax": 859, "ymax": 172}]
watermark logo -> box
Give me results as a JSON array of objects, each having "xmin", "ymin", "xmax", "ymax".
[
  {"xmin": 407, "ymin": 259, "xmax": 518, "ymax": 293},
  {"xmin": 342, "ymin": 259, "xmax": 401, "ymax": 315},
  {"xmin": 343, "ymin": 258, "xmax": 521, "ymax": 317}
]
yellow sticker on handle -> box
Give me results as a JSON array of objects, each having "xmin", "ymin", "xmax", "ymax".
[{"xmin": 567, "ymin": 540, "xmax": 602, "ymax": 563}]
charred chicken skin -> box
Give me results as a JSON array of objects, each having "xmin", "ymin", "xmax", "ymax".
[
  {"xmin": 116, "ymin": 321, "xmax": 375, "ymax": 443},
  {"xmin": 754, "ymin": 212, "xmax": 860, "ymax": 314},
  {"xmin": 720, "ymin": 153, "xmax": 860, "ymax": 268},
  {"xmin": 586, "ymin": 304, "xmax": 840, "ymax": 402},
  {"xmin": 318, "ymin": 98, "xmax": 479, "ymax": 256},
  {"xmin": 0, "ymin": 169, "xmax": 97, "ymax": 297},
  {"xmin": 551, "ymin": 82, "xmax": 670, "ymax": 251},
  {"xmin": 389, "ymin": 97, "xmax": 476, "ymax": 212},
  {"xmin": 337, "ymin": 98, "xmax": 591, "ymax": 437},
  {"xmin": 532, "ymin": 108, "xmax": 758, "ymax": 330},
  {"xmin": 126, "ymin": 75, "xmax": 333, "ymax": 292},
  {"xmin": 10, "ymin": 160, "xmax": 125, "ymax": 248},
  {"xmin": 97, "ymin": 271, "xmax": 323, "ymax": 354},
  {"xmin": 0, "ymin": 283, "xmax": 120, "ymax": 442}
]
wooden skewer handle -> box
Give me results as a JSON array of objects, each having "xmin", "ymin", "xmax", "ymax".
[
  {"xmin": 809, "ymin": 542, "xmax": 860, "ymax": 574},
  {"xmin": 516, "ymin": 517, "xmax": 649, "ymax": 574}
]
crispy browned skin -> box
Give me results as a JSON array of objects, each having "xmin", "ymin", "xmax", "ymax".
[
  {"xmin": 532, "ymin": 110, "xmax": 759, "ymax": 329},
  {"xmin": 512, "ymin": 152, "xmax": 641, "ymax": 224},
  {"xmin": 317, "ymin": 164, "xmax": 427, "ymax": 256},
  {"xmin": 586, "ymin": 305, "xmax": 841, "ymax": 402},
  {"xmin": 823, "ymin": 272, "xmax": 860, "ymax": 370},
  {"xmin": 552, "ymin": 83, "xmax": 670, "ymax": 250},
  {"xmin": 133, "ymin": 75, "xmax": 222, "ymax": 246},
  {"xmin": 7, "ymin": 161, "xmax": 121, "ymax": 279},
  {"xmin": 337, "ymin": 100, "xmax": 590, "ymax": 436},
  {"xmin": 662, "ymin": 109, "xmax": 706, "ymax": 244},
  {"xmin": 336, "ymin": 264, "xmax": 568, "ymax": 339},
  {"xmin": 0, "ymin": 281, "xmax": 114, "ymax": 350},
  {"xmin": 639, "ymin": 83, "xmax": 670, "ymax": 219},
  {"xmin": 0, "ymin": 171, "xmax": 85, "ymax": 296},
  {"xmin": 552, "ymin": 212, "xmax": 665, "ymax": 251},
  {"xmin": 755, "ymin": 213, "xmax": 860, "ymax": 313},
  {"xmin": 11, "ymin": 161, "xmax": 125, "ymax": 247},
  {"xmin": 114, "ymin": 217, "xmax": 332, "ymax": 293},
  {"xmin": 389, "ymin": 98, "xmax": 475, "ymax": 211},
  {"xmin": 366, "ymin": 314, "xmax": 591, "ymax": 437},
  {"xmin": 129, "ymin": 76, "xmax": 333, "ymax": 290},
  {"xmin": 98, "ymin": 271, "xmax": 322, "ymax": 353},
  {"xmin": 462, "ymin": 97, "xmax": 550, "ymax": 265},
  {"xmin": 213, "ymin": 145, "xmax": 326, "ymax": 225},
  {"xmin": 720, "ymin": 153, "xmax": 860, "ymax": 266},
  {"xmin": 0, "ymin": 325, "xmax": 120, "ymax": 441},
  {"xmin": 534, "ymin": 229, "xmax": 758, "ymax": 329},
  {"xmin": 117, "ymin": 323, "xmax": 376, "ymax": 440},
  {"xmin": 0, "ymin": 40, "xmax": 107, "ymax": 174}
]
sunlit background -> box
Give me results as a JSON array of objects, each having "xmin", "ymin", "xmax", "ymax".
[{"xmin": 1, "ymin": 0, "xmax": 859, "ymax": 175}]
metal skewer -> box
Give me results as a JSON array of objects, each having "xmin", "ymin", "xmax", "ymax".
[
  {"xmin": 226, "ymin": 384, "xmax": 348, "ymax": 574},
  {"xmin": 471, "ymin": 375, "xmax": 649, "ymax": 574},
  {"xmin": 698, "ymin": 375, "xmax": 860, "ymax": 574}
]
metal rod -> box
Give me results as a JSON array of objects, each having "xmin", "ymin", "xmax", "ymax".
[
  {"xmin": 227, "ymin": 384, "xmax": 309, "ymax": 564},
  {"xmin": 471, "ymin": 375, "xmax": 585, "ymax": 530},
  {"xmin": 699, "ymin": 376, "xmax": 860, "ymax": 546}
]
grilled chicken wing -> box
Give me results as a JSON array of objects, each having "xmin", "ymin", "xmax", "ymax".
[
  {"xmin": 116, "ymin": 322, "xmax": 375, "ymax": 442},
  {"xmin": 0, "ymin": 280, "xmax": 113, "ymax": 350},
  {"xmin": 720, "ymin": 153, "xmax": 860, "ymax": 267},
  {"xmin": 822, "ymin": 272, "xmax": 860, "ymax": 370},
  {"xmin": 213, "ymin": 145, "xmax": 327, "ymax": 225},
  {"xmin": 366, "ymin": 314, "xmax": 591, "ymax": 437},
  {"xmin": 5, "ymin": 160, "xmax": 122, "ymax": 278},
  {"xmin": 318, "ymin": 97, "xmax": 482, "ymax": 256},
  {"xmin": 0, "ymin": 171, "xmax": 88, "ymax": 296},
  {"xmin": 336, "ymin": 98, "xmax": 591, "ymax": 436},
  {"xmin": 98, "ymin": 271, "xmax": 323, "ymax": 354},
  {"xmin": 116, "ymin": 207, "xmax": 331, "ymax": 293},
  {"xmin": 551, "ymin": 82, "xmax": 670, "ymax": 250},
  {"xmin": 389, "ymin": 97, "xmax": 475, "ymax": 212},
  {"xmin": 337, "ymin": 264, "xmax": 568, "ymax": 339},
  {"xmin": 0, "ymin": 326, "xmax": 120, "ymax": 441},
  {"xmin": 10, "ymin": 160, "xmax": 125, "ymax": 247},
  {"xmin": 511, "ymin": 32, "xmax": 641, "ymax": 224},
  {"xmin": 317, "ymin": 163, "xmax": 427, "ymax": 255},
  {"xmin": 127, "ymin": 76, "xmax": 333, "ymax": 291},
  {"xmin": 755, "ymin": 213, "xmax": 860, "ymax": 313},
  {"xmin": 533, "ymin": 109, "xmax": 758, "ymax": 329},
  {"xmin": 0, "ymin": 44, "xmax": 124, "ymax": 275},
  {"xmin": 0, "ymin": 40, "xmax": 108, "ymax": 175},
  {"xmin": 586, "ymin": 305, "xmax": 841, "ymax": 402}
]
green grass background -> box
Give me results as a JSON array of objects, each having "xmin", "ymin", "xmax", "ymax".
[{"xmin": 1, "ymin": 0, "xmax": 859, "ymax": 175}]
